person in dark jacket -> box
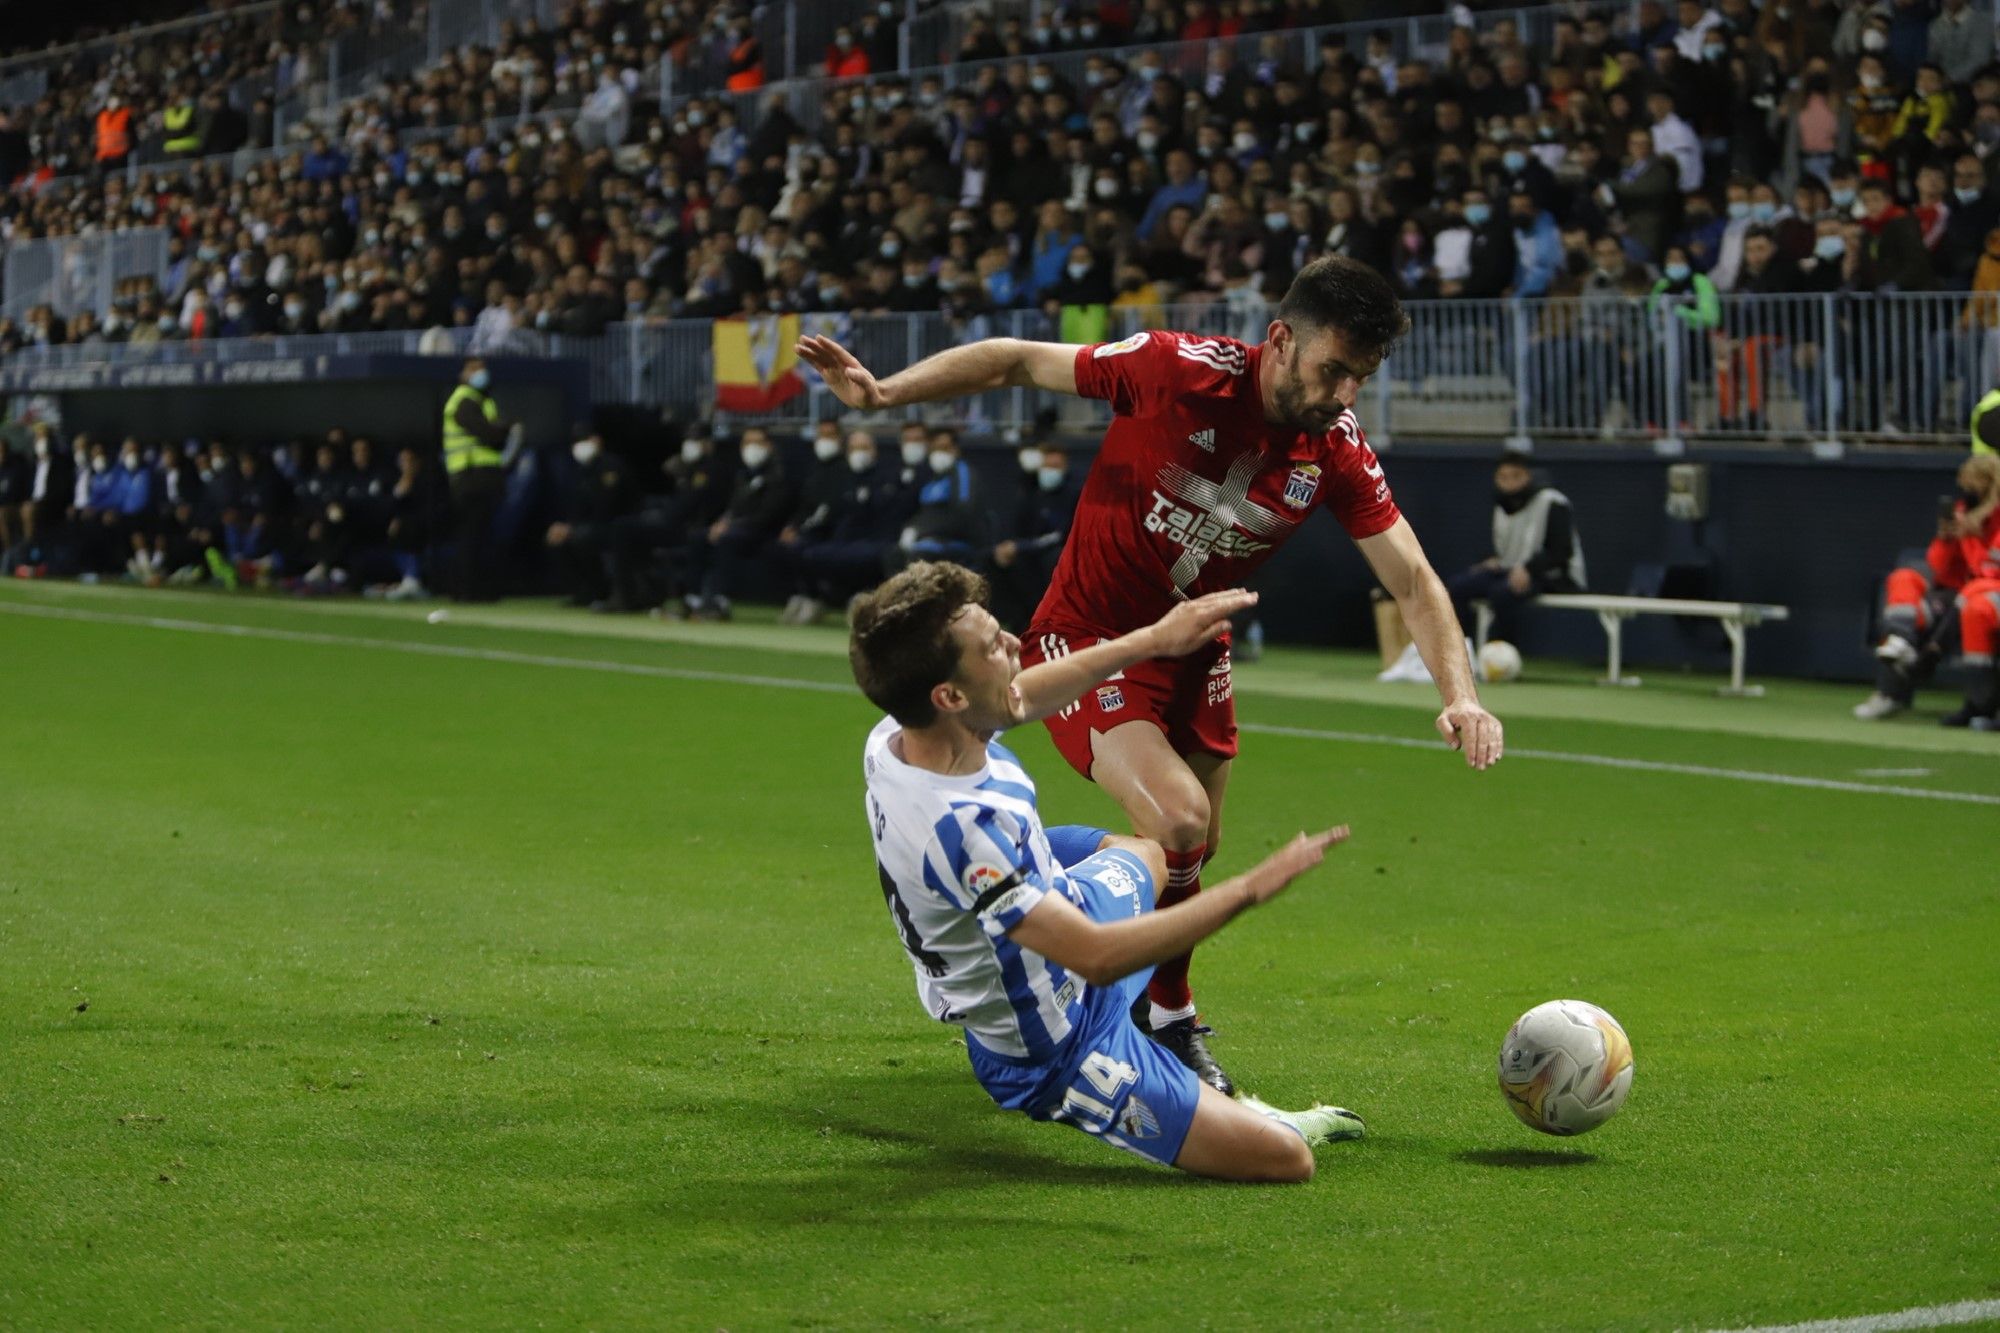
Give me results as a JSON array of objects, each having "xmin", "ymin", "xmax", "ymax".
[
  {"xmin": 545, "ymin": 429, "xmax": 636, "ymax": 610},
  {"xmin": 777, "ymin": 419, "xmax": 854, "ymax": 624},
  {"xmin": 7, "ymin": 425, "xmax": 72, "ymax": 570},
  {"xmin": 1608, "ymin": 127, "xmax": 1681, "ymax": 263},
  {"xmin": 675, "ymin": 427, "xmax": 795, "ymax": 621},
  {"xmin": 0, "ymin": 435, "xmax": 27, "ymax": 563},
  {"xmin": 613, "ymin": 432, "xmax": 730, "ymax": 615},
  {"xmin": 295, "ymin": 441, "xmax": 351, "ymax": 588},
  {"xmin": 988, "ymin": 441, "xmax": 1082, "ymax": 630},
  {"xmin": 1443, "ymin": 451, "xmax": 1588, "ymax": 644},
  {"xmin": 377, "ymin": 447, "xmax": 449, "ymax": 600},
  {"xmin": 799, "ymin": 429, "xmax": 913, "ymax": 616}
]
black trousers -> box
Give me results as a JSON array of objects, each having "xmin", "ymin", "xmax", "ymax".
[{"xmin": 448, "ymin": 467, "xmax": 505, "ymax": 602}]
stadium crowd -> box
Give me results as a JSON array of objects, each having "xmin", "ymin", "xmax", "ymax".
[{"xmin": 0, "ymin": 0, "xmax": 1994, "ymax": 428}]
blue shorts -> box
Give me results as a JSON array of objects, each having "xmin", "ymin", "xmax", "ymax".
[{"xmin": 965, "ymin": 841, "xmax": 1203, "ymax": 1168}]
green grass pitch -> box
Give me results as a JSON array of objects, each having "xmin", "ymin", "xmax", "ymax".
[{"xmin": 2, "ymin": 581, "xmax": 1996, "ymax": 1329}]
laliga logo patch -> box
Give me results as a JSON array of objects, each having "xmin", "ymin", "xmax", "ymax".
[
  {"xmin": 1092, "ymin": 332, "xmax": 1149, "ymax": 359},
  {"xmin": 1095, "ymin": 683, "xmax": 1125, "ymax": 712},
  {"xmin": 1282, "ymin": 463, "xmax": 1322, "ymax": 510},
  {"xmin": 964, "ymin": 862, "xmax": 1009, "ymax": 896}
]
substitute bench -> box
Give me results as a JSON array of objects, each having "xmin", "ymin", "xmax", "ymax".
[{"xmin": 1471, "ymin": 594, "xmax": 1792, "ymax": 697}]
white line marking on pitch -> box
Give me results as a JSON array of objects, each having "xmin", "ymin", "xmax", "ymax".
[
  {"xmin": 1707, "ymin": 1297, "xmax": 2000, "ymax": 1332},
  {"xmin": 1241, "ymin": 723, "xmax": 2000, "ymax": 806},
  {"xmin": 1853, "ymin": 767, "xmax": 1934, "ymax": 778},
  {"xmin": 7, "ymin": 600, "xmax": 1997, "ymax": 808}
]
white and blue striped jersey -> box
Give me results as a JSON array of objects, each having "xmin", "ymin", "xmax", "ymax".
[{"xmin": 861, "ymin": 715, "xmax": 1087, "ymax": 1062}]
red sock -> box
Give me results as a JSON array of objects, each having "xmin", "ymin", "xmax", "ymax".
[{"xmin": 1148, "ymin": 844, "xmax": 1206, "ymax": 1012}]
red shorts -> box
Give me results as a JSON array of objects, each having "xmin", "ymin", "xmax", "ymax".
[{"xmin": 1020, "ymin": 622, "xmax": 1239, "ymax": 780}]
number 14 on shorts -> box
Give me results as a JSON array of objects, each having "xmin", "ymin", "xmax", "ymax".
[{"xmin": 1055, "ymin": 1052, "xmax": 1141, "ymax": 1133}]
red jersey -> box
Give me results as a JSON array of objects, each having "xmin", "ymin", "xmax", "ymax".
[{"xmin": 1033, "ymin": 329, "xmax": 1401, "ymax": 635}]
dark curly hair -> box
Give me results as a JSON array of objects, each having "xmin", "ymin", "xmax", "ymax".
[
  {"xmin": 849, "ymin": 561, "xmax": 991, "ymax": 727},
  {"xmin": 1276, "ymin": 256, "xmax": 1410, "ymax": 359}
]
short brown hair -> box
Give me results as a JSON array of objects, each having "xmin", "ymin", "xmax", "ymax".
[{"xmin": 849, "ymin": 561, "xmax": 990, "ymax": 726}]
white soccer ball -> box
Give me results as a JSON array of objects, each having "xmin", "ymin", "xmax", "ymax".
[
  {"xmin": 1477, "ymin": 639, "xmax": 1523, "ymax": 683},
  {"xmin": 1497, "ymin": 999, "xmax": 1634, "ymax": 1136}
]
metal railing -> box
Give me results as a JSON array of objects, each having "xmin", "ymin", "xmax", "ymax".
[
  {"xmin": 5, "ymin": 294, "xmax": 1986, "ymax": 451},
  {"xmin": 1, "ymin": 229, "xmax": 170, "ymax": 323}
]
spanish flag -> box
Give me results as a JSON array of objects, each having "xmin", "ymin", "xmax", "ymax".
[{"xmin": 713, "ymin": 313, "xmax": 804, "ymax": 412}]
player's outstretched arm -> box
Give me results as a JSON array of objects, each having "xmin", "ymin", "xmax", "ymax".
[
  {"xmin": 1008, "ymin": 827, "xmax": 1349, "ymax": 986},
  {"xmin": 1357, "ymin": 518, "xmax": 1504, "ymax": 770},
  {"xmin": 1006, "ymin": 589, "xmax": 1257, "ymax": 725},
  {"xmin": 794, "ymin": 335, "xmax": 1082, "ymax": 411}
]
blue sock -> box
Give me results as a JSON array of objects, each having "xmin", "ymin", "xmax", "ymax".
[{"xmin": 1045, "ymin": 824, "xmax": 1113, "ymax": 869}]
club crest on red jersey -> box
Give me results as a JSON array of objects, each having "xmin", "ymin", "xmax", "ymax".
[
  {"xmin": 1095, "ymin": 683, "xmax": 1126, "ymax": 712},
  {"xmin": 1281, "ymin": 463, "xmax": 1322, "ymax": 510}
]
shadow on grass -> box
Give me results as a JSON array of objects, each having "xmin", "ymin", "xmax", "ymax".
[{"xmin": 1455, "ymin": 1147, "xmax": 1599, "ymax": 1168}]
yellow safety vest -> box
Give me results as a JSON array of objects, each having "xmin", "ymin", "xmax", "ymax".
[
  {"xmin": 1973, "ymin": 388, "xmax": 2000, "ymax": 457},
  {"xmin": 442, "ymin": 384, "xmax": 503, "ymax": 474},
  {"xmin": 162, "ymin": 103, "xmax": 200, "ymax": 154}
]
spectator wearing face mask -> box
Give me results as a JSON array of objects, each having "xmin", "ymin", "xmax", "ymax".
[
  {"xmin": 546, "ymin": 429, "xmax": 635, "ymax": 611},
  {"xmin": 1043, "ymin": 243, "xmax": 1114, "ymax": 344},
  {"xmin": 798, "ymin": 429, "xmax": 912, "ymax": 620},
  {"xmin": 894, "ymin": 430, "xmax": 984, "ymax": 569},
  {"xmin": 1442, "ymin": 451, "xmax": 1587, "ymax": 646},
  {"xmin": 988, "ymin": 442, "xmax": 1082, "ymax": 631},
  {"xmin": 674, "ymin": 428, "xmax": 795, "ymax": 622},
  {"xmin": 777, "ymin": 420, "xmax": 854, "ymax": 624}
]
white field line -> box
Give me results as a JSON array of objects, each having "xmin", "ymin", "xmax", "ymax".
[
  {"xmin": 1707, "ymin": 1297, "xmax": 2000, "ymax": 1332},
  {"xmin": 6, "ymin": 599, "xmax": 1998, "ymax": 809}
]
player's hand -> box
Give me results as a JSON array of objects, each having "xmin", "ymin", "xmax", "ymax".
[
  {"xmin": 1148, "ymin": 588, "xmax": 1258, "ymax": 658},
  {"xmin": 1437, "ymin": 697, "xmax": 1503, "ymax": 770},
  {"xmin": 1240, "ymin": 826, "xmax": 1350, "ymax": 905},
  {"xmin": 795, "ymin": 335, "xmax": 890, "ymax": 410},
  {"xmin": 1506, "ymin": 564, "xmax": 1532, "ymax": 595}
]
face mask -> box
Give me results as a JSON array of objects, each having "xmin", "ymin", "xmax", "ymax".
[
  {"xmin": 740, "ymin": 444, "xmax": 770, "ymax": 469},
  {"xmin": 1861, "ymin": 30, "xmax": 1887, "ymax": 51},
  {"xmin": 1265, "ymin": 212, "xmax": 1290, "ymax": 231},
  {"xmin": 1728, "ymin": 200, "xmax": 1751, "ymax": 221},
  {"xmin": 1465, "ymin": 203, "xmax": 1493, "ymax": 226},
  {"xmin": 1094, "ymin": 177, "xmax": 1120, "ymax": 199},
  {"xmin": 681, "ymin": 441, "xmax": 705, "ymax": 464},
  {"xmin": 1066, "ymin": 262, "xmax": 1091, "ymax": 280},
  {"xmin": 285, "ymin": 302, "xmax": 305, "ymax": 318},
  {"xmin": 1233, "ymin": 132, "xmax": 1258, "ymax": 154},
  {"xmin": 1830, "ymin": 186, "xmax": 1856, "ymax": 209},
  {"xmin": 1859, "ymin": 71, "xmax": 1883, "ymax": 89},
  {"xmin": 927, "ymin": 449, "xmax": 955, "ymax": 474},
  {"xmin": 469, "ymin": 369, "xmax": 491, "ymax": 390},
  {"xmin": 1354, "ymin": 159, "xmax": 1381, "ymax": 176},
  {"xmin": 880, "ymin": 239, "xmax": 902, "ymax": 259},
  {"xmin": 1814, "ymin": 234, "xmax": 1846, "ymax": 259},
  {"xmin": 1502, "ymin": 151, "xmax": 1527, "ymax": 173},
  {"xmin": 122, "ymin": 454, "xmax": 141, "ymax": 471},
  {"xmin": 92, "ymin": 457, "xmax": 109, "ymax": 473},
  {"xmin": 1665, "ymin": 262, "xmax": 1691, "ymax": 282},
  {"xmin": 572, "ymin": 440, "xmax": 600, "ymax": 464},
  {"xmin": 35, "ymin": 439, "xmax": 51, "ymax": 458},
  {"xmin": 1030, "ymin": 76, "xmax": 1052, "ymax": 93},
  {"xmin": 1136, "ymin": 130, "xmax": 1160, "ymax": 152},
  {"xmin": 1704, "ymin": 45, "xmax": 1726, "ymax": 62},
  {"xmin": 158, "ymin": 316, "xmax": 177, "ymax": 331},
  {"xmin": 1958, "ymin": 187, "xmax": 1983, "ymax": 204},
  {"xmin": 1018, "ymin": 447, "xmax": 1044, "ymax": 473},
  {"xmin": 900, "ymin": 441, "xmax": 927, "ymax": 467},
  {"xmin": 535, "ymin": 211, "xmax": 554, "ymax": 230},
  {"xmin": 1037, "ymin": 465, "xmax": 1065, "ymax": 492},
  {"xmin": 1751, "ymin": 202, "xmax": 1777, "ymax": 222},
  {"xmin": 847, "ymin": 450, "xmax": 875, "ymax": 473},
  {"xmin": 813, "ymin": 436, "xmax": 841, "ymax": 461}
]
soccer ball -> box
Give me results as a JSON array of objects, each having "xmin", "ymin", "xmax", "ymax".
[
  {"xmin": 1477, "ymin": 639, "xmax": 1523, "ymax": 683},
  {"xmin": 1497, "ymin": 1000, "xmax": 1634, "ymax": 1136}
]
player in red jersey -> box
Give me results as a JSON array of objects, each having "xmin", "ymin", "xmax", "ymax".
[{"xmin": 798, "ymin": 257, "xmax": 1503, "ymax": 1096}]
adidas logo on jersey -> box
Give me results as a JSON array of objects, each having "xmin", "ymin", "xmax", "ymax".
[{"xmin": 1188, "ymin": 428, "xmax": 1216, "ymax": 452}]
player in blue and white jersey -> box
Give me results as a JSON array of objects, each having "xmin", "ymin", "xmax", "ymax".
[{"xmin": 852, "ymin": 560, "xmax": 1363, "ymax": 1182}]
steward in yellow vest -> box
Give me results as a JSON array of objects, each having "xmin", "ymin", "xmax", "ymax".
[{"xmin": 442, "ymin": 357, "xmax": 512, "ymax": 601}]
